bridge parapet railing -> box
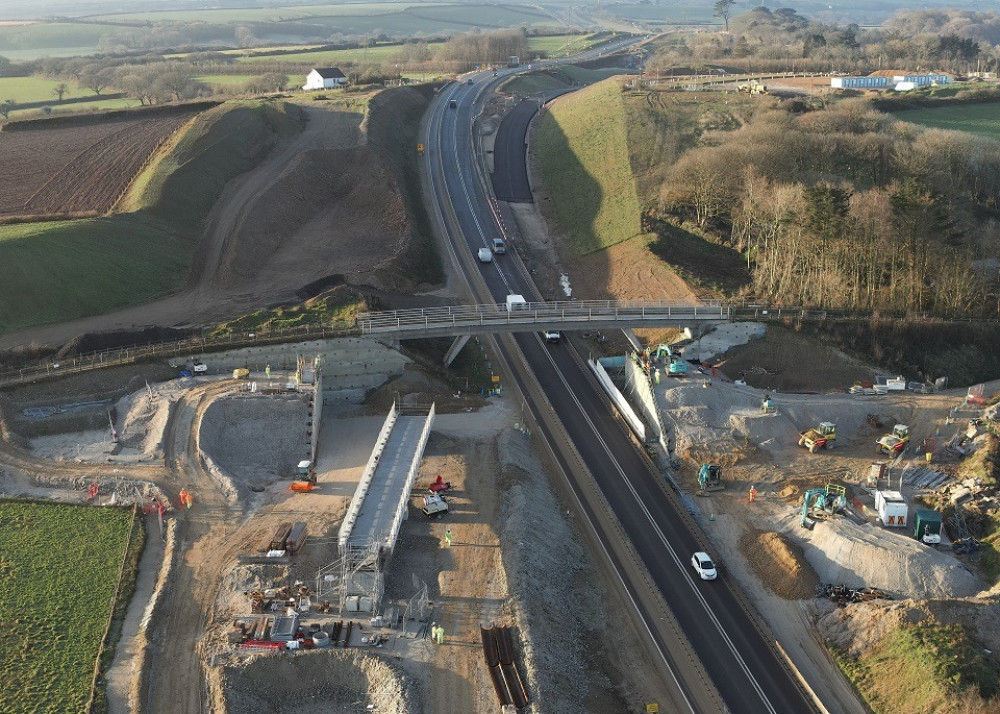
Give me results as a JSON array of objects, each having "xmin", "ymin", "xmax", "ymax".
[{"xmin": 357, "ymin": 299, "xmax": 728, "ymax": 333}]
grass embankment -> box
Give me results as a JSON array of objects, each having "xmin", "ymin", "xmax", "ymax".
[
  {"xmin": 535, "ymin": 81, "xmax": 756, "ymax": 291},
  {"xmin": 833, "ymin": 621, "xmax": 1000, "ymax": 714},
  {"xmin": 500, "ymin": 64, "xmax": 629, "ymax": 95},
  {"xmin": 535, "ymin": 78, "xmax": 643, "ymax": 254},
  {"xmin": 0, "ymin": 500, "xmax": 144, "ymax": 714},
  {"xmin": 895, "ymin": 102, "xmax": 1000, "ymax": 139},
  {"xmin": 211, "ymin": 290, "xmax": 364, "ymax": 337},
  {"xmin": 0, "ymin": 100, "xmax": 302, "ymax": 334}
]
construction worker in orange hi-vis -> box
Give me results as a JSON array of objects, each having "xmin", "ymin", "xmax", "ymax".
[{"xmin": 749, "ymin": 485, "xmax": 758, "ymax": 503}]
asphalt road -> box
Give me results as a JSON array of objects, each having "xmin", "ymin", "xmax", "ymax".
[
  {"xmin": 491, "ymin": 97, "xmax": 538, "ymax": 202},
  {"xmin": 425, "ymin": 59, "xmax": 821, "ymax": 714},
  {"xmin": 491, "ymin": 89, "xmax": 573, "ymax": 202}
]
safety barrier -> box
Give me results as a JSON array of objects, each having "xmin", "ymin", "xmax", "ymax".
[{"xmin": 337, "ymin": 403, "xmax": 398, "ymax": 553}]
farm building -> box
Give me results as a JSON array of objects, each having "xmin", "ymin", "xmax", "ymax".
[
  {"xmin": 892, "ymin": 73, "xmax": 953, "ymax": 86},
  {"xmin": 302, "ymin": 67, "xmax": 348, "ymax": 90},
  {"xmin": 830, "ymin": 76, "xmax": 890, "ymax": 89}
]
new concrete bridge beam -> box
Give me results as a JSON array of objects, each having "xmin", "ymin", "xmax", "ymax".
[{"xmin": 443, "ymin": 334, "xmax": 471, "ymax": 367}]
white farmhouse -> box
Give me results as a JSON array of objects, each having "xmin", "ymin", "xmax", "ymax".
[{"xmin": 302, "ymin": 67, "xmax": 348, "ymax": 90}]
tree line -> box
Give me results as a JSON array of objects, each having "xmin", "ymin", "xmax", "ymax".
[
  {"xmin": 0, "ymin": 28, "xmax": 532, "ymax": 114},
  {"xmin": 655, "ymin": 98, "xmax": 1000, "ymax": 316},
  {"xmin": 651, "ymin": 7, "xmax": 1000, "ymax": 75}
]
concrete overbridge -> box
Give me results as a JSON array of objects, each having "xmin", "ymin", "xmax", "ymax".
[{"xmin": 358, "ymin": 299, "xmax": 735, "ymax": 339}]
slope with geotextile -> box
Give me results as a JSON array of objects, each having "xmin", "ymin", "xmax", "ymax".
[
  {"xmin": 536, "ymin": 78, "xmax": 643, "ymax": 255},
  {"xmin": 0, "ymin": 101, "xmax": 301, "ymax": 334}
]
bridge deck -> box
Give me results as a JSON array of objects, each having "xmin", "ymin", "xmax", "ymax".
[
  {"xmin": 344, "ymin": 414, "xmax": 426, "ymax": 552},
  {"xmin": 358, "ymin": 299, "xmax": 728, "ymax": 335}
]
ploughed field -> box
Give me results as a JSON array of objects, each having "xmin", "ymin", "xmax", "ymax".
[{"xmin": 0, "ymin": 115, "xmax": 192, "ymax": 219}]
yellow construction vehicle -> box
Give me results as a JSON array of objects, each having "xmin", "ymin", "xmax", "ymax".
[
  {"xmin": 737, "ymin": 80, "xmax": 768, "ymax": 95},
  {"xmin": 798, "ymin": 422, "xmax": 836, "ymax": 453},
  {"xmin": 877, "ymin": 424, "xmax": 910, "ymax": 455}
]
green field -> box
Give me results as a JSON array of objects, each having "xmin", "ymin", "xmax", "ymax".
[
  {"xmin": 11, "ymin": 98, "xmax": 142, "ymax": 118},
  {"xmin": 526, "ymin": 33, "xmax": 601, "ymax": 57},
  {"xmin": 0, "ymin": 76, "xmax": 142, "ymax": 118},
  {"xmin": 0, "ymin": 100, "xmax": 302, "ymax": 334},
  {"xmin": 0, "ymin": 216, "xmax": 190, "ymax": 333},
  {"xmin": 237, "ymin": 42, "xmax": 445, "ymax": 66},
  {"xmin": 91, "ymin": 2, "xmax": 425, "ymax": 23},
  {"xmin": 0, "ymin": 500, "xmax": 143, "ymax": 714},
  {"xmin": 535, "ymin": 77, "xmax": 642, "ymax": 254},
  {"xmin": 894, "ymin": 102, "xmax": 1000, "ymax": 139},
  {"xmin": 0, "ymin": 76, "xmax": 95, "ymax": 104},
  {"xmin": 0, "ymin": 22, "xmax": 131, "ymax": 58},
  {"xmin": 195, "ymin": 74, "xmax": 258, "ymax": 88}
]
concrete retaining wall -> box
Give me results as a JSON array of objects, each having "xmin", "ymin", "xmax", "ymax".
[{"xmin": 174, "ymin": 337, "xmax": 409, "ymax": 391}]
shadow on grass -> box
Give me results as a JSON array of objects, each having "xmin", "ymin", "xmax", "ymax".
[{"xmin": 646, "ymin": 217, "xmax": 750, "ymax": 295}]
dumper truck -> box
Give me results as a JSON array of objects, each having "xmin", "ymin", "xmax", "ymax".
[{"xmin": 422, "ymin": 494, "xmax": 449, "ymax": 517}]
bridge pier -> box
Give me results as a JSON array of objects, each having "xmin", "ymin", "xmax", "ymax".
[{"xmin": 443, "ymin": 335, "xmax": 471, "ymax": 367}]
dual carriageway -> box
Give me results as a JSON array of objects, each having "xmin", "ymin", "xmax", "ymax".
[{"xmin": 423, "ymin": 54, "xmax": 823, "ymax": 714}]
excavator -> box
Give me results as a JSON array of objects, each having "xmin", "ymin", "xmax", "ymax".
[
  {"xmin": 800, "ymin": 484, "xmax": 847, "ymax": 529},
  {"xmin": 798, "ymin": 422, "xmax": 836, "ymax": 453},
  {"xmin": 654, "ymin": 344, "xmax": 688, "ymax": 377},
  {"xmin": 697, "ymin": 463, "xmax": 724, "ymax": 493}
]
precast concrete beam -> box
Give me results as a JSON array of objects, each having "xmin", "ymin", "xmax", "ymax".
[{"xmin": 444, "ymin": 334, "xmax": 472, "ymax": 367}]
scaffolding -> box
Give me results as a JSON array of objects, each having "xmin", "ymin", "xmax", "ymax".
[{"xmin": 315, "ymin": 538, "xmax": 385, "ymax": 615}]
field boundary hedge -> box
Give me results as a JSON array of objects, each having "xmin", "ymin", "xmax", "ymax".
[
  {"xmin": 85, "ymin": 503, "xmax": 142, "ymax": 714},
  {"xmin": 1, "ymin": 101, "xmax": 220, "ymax": 132}
]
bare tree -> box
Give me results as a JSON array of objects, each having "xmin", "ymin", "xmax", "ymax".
[
  {"xmin": 0, "ymin": 99, "xmax": 15, "ymax": 120},
  {"xmin": 157, "ymin": 65, "xmax": 195, "ymax": 101},
  {"xmin": 714, "ymin": 0, "xmax": 736, "ymax": 32},
  {"xmin": 80, "ymin": 65, "xmax": 114, "ymax": 96},
  {"xmin": 52, "ymin": 83, "xmax": 68, "ymax": 101}
]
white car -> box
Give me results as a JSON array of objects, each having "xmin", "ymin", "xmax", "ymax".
[
  {"xmin": 542, "ymin": 330, "xmax": 561, "ymax": 343},
  {"xmin": 691, "ymin": 552, "xmax": 717, "ymax": 580},
  {"xmin": 477, "ymin": 247, "xmax": 493, "ymax": 263},
  {"xmin": 192, "ymin": 361, "xmax": 208, "ymax": 373}
]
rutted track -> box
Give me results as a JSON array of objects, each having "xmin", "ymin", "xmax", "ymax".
[{"xmin": 142, "ymin": 380, "xmax": 240, "ymax": 714}]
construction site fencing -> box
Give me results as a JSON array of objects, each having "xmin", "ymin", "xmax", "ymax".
[{"xmin": 0, "ymin": 322, "xmax": 358, "ymax": 388}]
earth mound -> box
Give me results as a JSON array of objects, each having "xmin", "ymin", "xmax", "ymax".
[{"xmin": 740, "ymin": 529, "xmax": 819, "ymax": 600}]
